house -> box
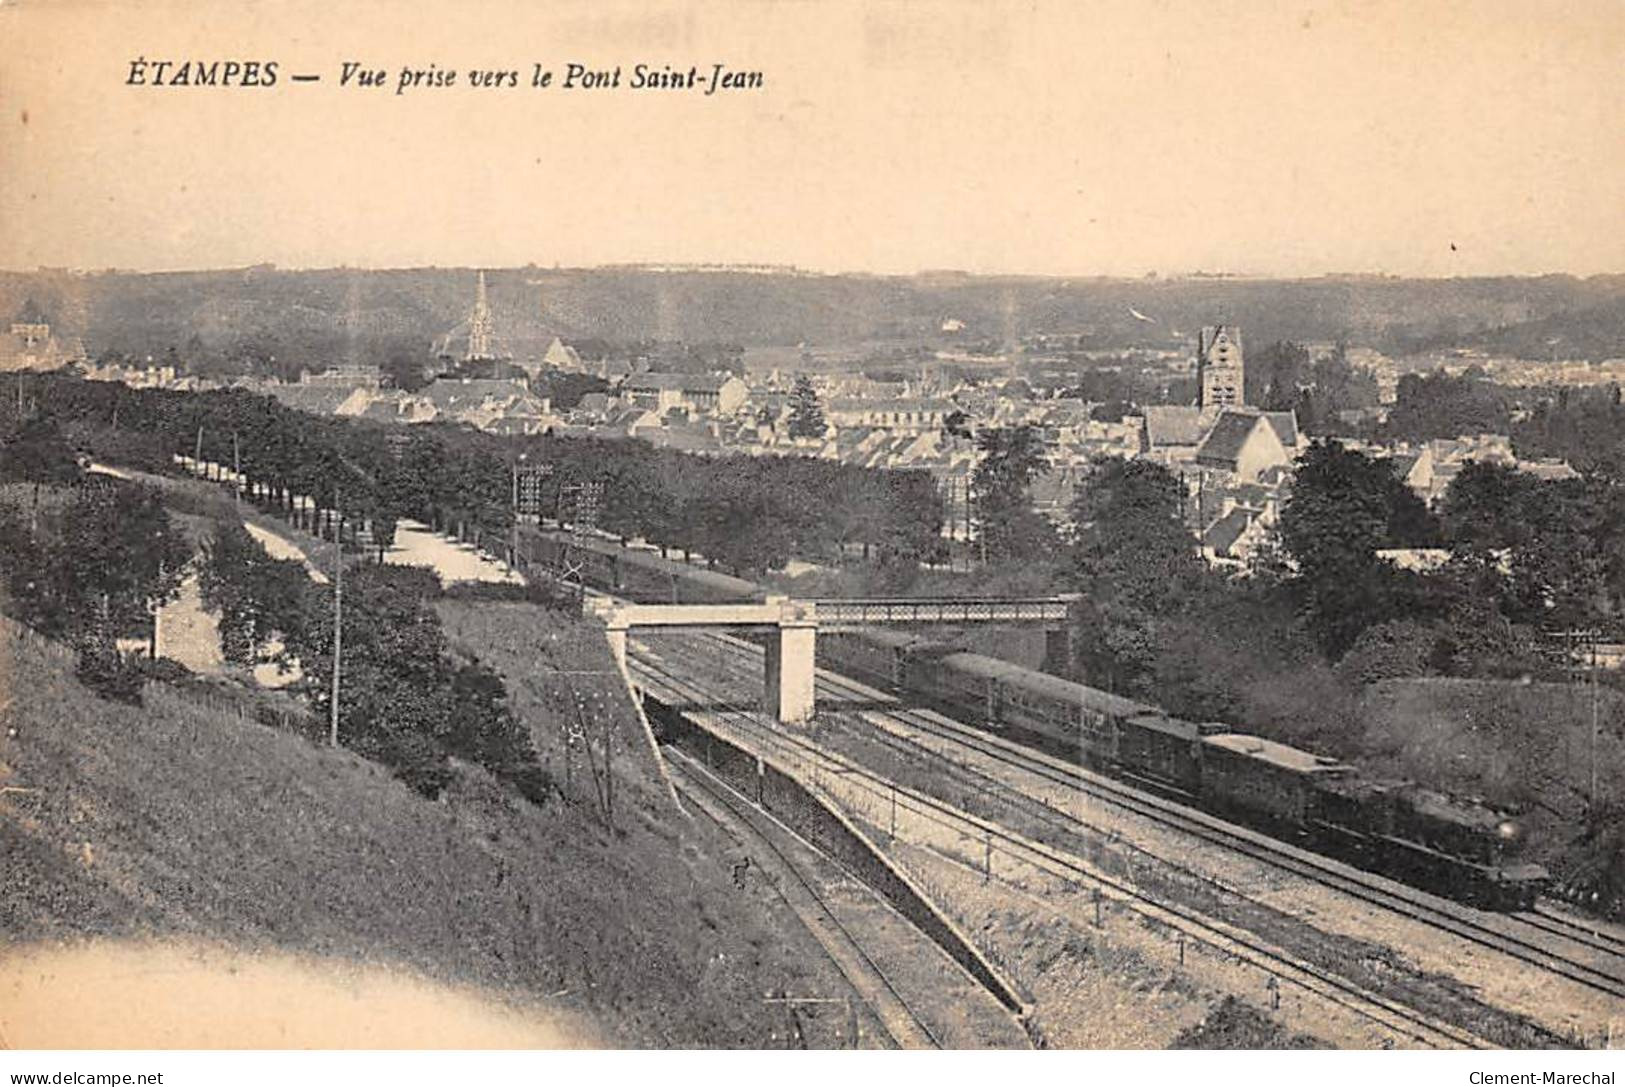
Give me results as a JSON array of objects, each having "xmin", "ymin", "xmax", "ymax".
[
  {"xmin": 1395, "ymin": 434, "xmax": 1520, "ymax": 504},
  {"xmin": 825, "ymin": 397, "xmax": 955, "ymax": 433},
  {"xmin": 1518, "ymin": 458, "xmax": 1581, "ymax": 483},
  {"xmin": 267, "ymin": 382, "xmax": 380, "ymax": 417},
  {"xmin": 300, "ymin": 364, "xmax": 381, "ymax": 387},
  {"xmin": 357, "ymin": 395, "xmax": 437, "ymax": 425},
  {"xmin": 1193, "ymin": 410, "xmax": 1292, "ymax": 484},
  {"xmin": 620, "ymin": 372, "xmax": 749, "ymax": 416},
  {"xmin": 1263, "ymin": 410, "xmax": 1301, "ymax": 450},
  {"xmin": 416, "ymin": 377, "xmax": 555, "ymax": 435},
  {"xmin": 1201, "ymin": 507, "xmax": 1268, "ymax": 568},
  {"xmin": 1139, "ymin": 405, "xmax": 1209, "ymax": 459},
  {"xmin": 575, "ymin": 392, "xmax": 615, "ymax": 416},
  {"xmin": 0, "ymin": 301, "xmax": 86, "ymax": 372},
  {"xmin": 543, "ymin": 337, "xmax": 583, "ymax": 371}
]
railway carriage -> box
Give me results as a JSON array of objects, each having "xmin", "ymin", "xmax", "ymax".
[
  {"xmin": 821, "ymin": 629, "xmax": 933, "ymax": 690},
  {"xmin": 1115, "ymin": 712, "xmax": 1219, "ymax": 794},
  {"xmin": 1198, "ymin": 733, "xmax": 1353, "ymax": 831},
  {"xmin": 904, "ymin": 650, "xmax": 1009, "ymax": 727}
]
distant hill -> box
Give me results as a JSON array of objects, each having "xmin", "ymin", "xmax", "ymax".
[
  {"xmin": 1404, "ymin": 297, "xmax": 1625, "ymax": 363},
  {"xmin": 6, "ymin": 266, "xmax": 1625, "ymax": 375}
]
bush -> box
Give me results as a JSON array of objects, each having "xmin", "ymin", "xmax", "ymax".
[
  {"xmin": 1336, "ymin": 619, "xmax": 1434, "ymax": 686},
  {"xmin": 442, "ymin": 577, "xmax": 583, "ymax": 614},
  {"xmin": 75, "ymin": 646, "xmax": 146, "ymax": 705}
]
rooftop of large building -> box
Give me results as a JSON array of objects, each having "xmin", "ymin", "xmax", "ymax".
[{"xmin": 621, "ymin": 371, "xmax": 742, "ymax": 393}]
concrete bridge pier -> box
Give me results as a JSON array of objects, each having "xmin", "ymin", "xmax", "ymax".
[
  {"xmin": 605, "ymin": 624, "xmax": 629, "ymax": 670},
  {"xmin": 763, "ymin": 619, "xmax": 818, "ymax": 724},
  {"xmin": 1043, "ymin": 625, "xmax": 1074, "ymax": 677}
]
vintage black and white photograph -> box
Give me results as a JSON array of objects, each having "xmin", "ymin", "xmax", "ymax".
[{"xmin": 1, "ymin": 0, "xmax": 1624, "ymax": 1066}]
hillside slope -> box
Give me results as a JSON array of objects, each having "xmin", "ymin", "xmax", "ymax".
[
  {"xmin": 0, "ymin": 616, "xmax": 864, "ymax": 1047},
  {"xmin": 11, "ymin": 266, "xmax": 1625, "ymax": 368}
]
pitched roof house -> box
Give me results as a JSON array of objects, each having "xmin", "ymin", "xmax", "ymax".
[{"xmin": 1194, "ymin": 410, "xmax": 1292, "ymax": 483}]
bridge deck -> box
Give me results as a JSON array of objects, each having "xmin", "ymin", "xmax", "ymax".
[{"xmin": 812, "ymin": 597, "xmax": 1074, "ymax": 628}]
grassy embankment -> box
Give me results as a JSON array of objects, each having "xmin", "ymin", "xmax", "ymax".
[{"xmin": 0, "ymin": 589, "xmax": 871, "ymax": 1046}]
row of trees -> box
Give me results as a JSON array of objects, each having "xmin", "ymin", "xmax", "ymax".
[
  {"xmin": 0, "ymin": 429, "xmax": 191, "ymax": 700},
  {"xmin": 197, "ymin": 525, "xmax": 549, "ymax": 801},
  {"xmin": 1244, "ymin": 340, "xmax": 1381, "ymax": 436},
  {"xmin": 18, "ymin": 373, "xmax": 947, "ymax": 579},
  {"xmin": 0, "ymin": 404, "xmax": 548, "ymax": 802},
  {"xmin": 1063, "ymin": 441, "xmax": 1625, "ymax": 721}
]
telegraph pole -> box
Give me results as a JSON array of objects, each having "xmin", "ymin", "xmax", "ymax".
[
  {"xmin": 1590, "ymin": 631, "xmax": 1600, "ymax": 813},
  {"xmin": 330, "ymin": 485, "xmax": 343, "ymax": 748},
  {"xmin": 511, "ymin": 455, "xmax": 523, "ymax": 569}
]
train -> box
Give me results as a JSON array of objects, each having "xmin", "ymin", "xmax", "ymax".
[
  {"xmin": 821, "ymin": 629, "xmax": 1549, "ymax": 911},
  {"xmin": 517, "ymin": 527, "xmax": 1549, "ymax": 911}
]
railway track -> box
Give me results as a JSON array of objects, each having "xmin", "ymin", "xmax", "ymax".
[
  {"xmin": 635, "ymin": 628, "xmax": 1625, "ymax": 1014},
  {"xmin": 1519, "ymin": 904, "xmax": 1625, "ymax": 961},
  {"xmin": 630, "ymin": 644, "xmax": 1499, "ymax": 1050},
  {"xmin": 664, "ymin": 747, "xmax": 943, "ymax": 1049}
]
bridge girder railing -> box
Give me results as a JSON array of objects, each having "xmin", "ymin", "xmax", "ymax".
[{"xmin": 810, "ymin": 596, "xmax": 1076, "ymax": 629}]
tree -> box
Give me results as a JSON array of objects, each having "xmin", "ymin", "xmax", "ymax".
[
  {"xmin": 0, "ymin": 415, "xmax": 82, "ymax": 484},
  {"xmin": 1438, "ymin": 461, "xmax": 1539, "ymax": 552},
  {"xmin": 1278, "ymin": 441, "xmax": 1440, "ymax": 657},
  {"xmin": 198, "ymin": 518, "xmax": 315, "ymax": 666},
  {"xmin": 1383, "ymin": 371, "xmax": 1512, "ymax": 443},
  {"xmin": 1245, "ymin": 340, "xmax": 1311, "ymax": 411},
  {"xmin": 972, "ymin": 426, "xmax": 1055, "ymax": 564},
  {"xmin": 786, "ymin": 375, "xmax": 826, "ymax": 439},
  {"xmin": 1068, "ymin": 457, "xmax": 1205, "ymax": 688},
  {"xmin": 382, "ymin": 353, "xmax": 432, "ymax": 393}
]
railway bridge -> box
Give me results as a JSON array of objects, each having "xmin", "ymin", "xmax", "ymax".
[{"xmin": 589, "ymin": 594, "xmax": 1077, "ymax": 723}]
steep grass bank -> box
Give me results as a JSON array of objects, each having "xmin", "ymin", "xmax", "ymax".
[{"xmin": 0, "ymin": 616, "xmax": 863, "ymax": 1046}]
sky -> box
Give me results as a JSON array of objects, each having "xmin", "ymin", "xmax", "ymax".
[{"xmin": 4, "ymin": 0, "xmax": 1625, "ymax": 278}]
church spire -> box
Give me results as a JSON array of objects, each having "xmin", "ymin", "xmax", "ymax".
[{"xmin": 466, "ymin": 270, "xmax": 496, "ymax": 361}]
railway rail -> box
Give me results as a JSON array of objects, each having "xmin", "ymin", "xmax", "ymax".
[
  {"xmin": 633, "ymin": 628, "xmax": 1625, "ymax": 1016},
  {"xmin": 665, "ymin": 747, "xmax": 943, "ymax": 1049},
  {"xmin": 630, "ymin": 642, "xmax": 1500, "ymax": 1050}
]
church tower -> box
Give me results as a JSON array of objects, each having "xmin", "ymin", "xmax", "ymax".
[
  {"xmin": 1197, "ymin": 325, "xmax": 1244, "ymax": 410},
  {"xmin": 466, "ymin": 270, "xmax": 497, "ymax": 362}
]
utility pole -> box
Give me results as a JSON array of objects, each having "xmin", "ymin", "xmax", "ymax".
[
  {"xmin": 330, "ymin": 485, "xmax": 343, "ymax": 748},
  {"xmin": 232, "ymin": 431, "xmax": 242, "ymax": 504},
  {"xmin": 1591, "ymin": 630, "xmax": 1600, "ymax": 813},
  {"xmin": 150, "ymin": 544, "xmax": 164, "ymax": 661},
  {"xmin": 194, "ymin": 424, "xmax": 204, "ymax": 476}
]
